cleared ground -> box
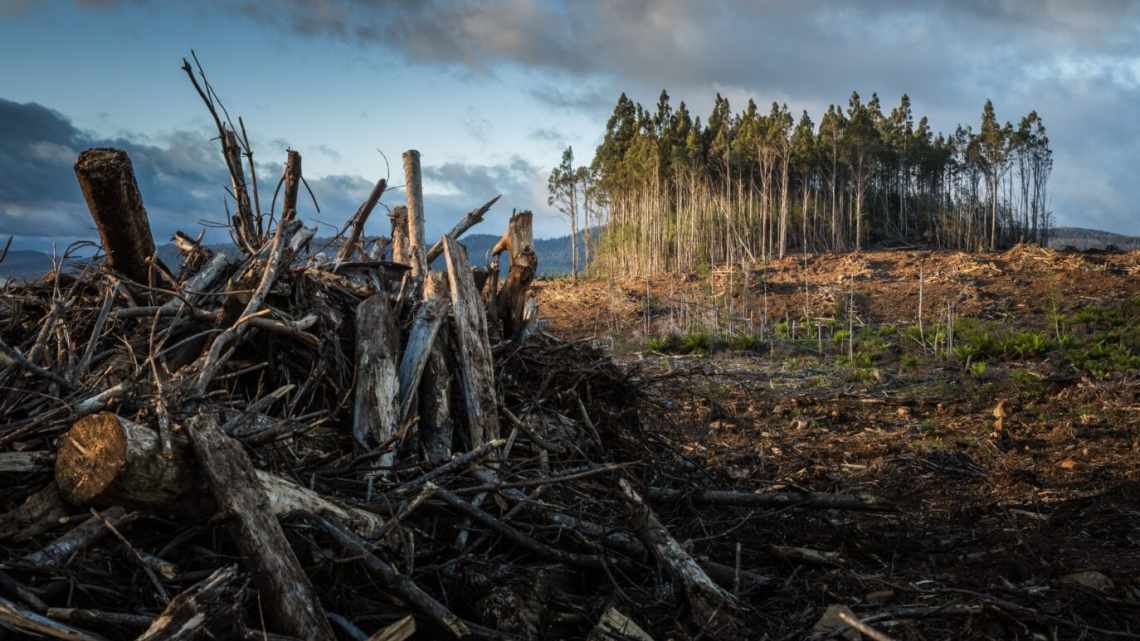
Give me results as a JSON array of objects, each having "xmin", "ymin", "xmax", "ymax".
[{"xmin": 537, "ymin": 246, "xmax": 1140, "ymax": 639}]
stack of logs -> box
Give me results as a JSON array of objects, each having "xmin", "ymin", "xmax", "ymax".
[{"xmin": 0, "ymin": 61, "xmax": 894, "ymax": 641}]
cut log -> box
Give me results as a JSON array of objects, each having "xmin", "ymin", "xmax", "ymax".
[
  {"xmin": 0, "ymin": 451, "xmax": 52, "ymax": 473},
  {"xmin": 397, "ymin": 274, "xmax": 449, "ymax": 421},
  {"xmin": 54, "ymin": 413, "xmax": 385, "ymax": 537},
  {"xmin": 74, "ymin": 148, "xmax": 159, "ymax": 284},
  {"xmin": 618, "ymin": 478, "xmax": 741, "ymax": 639},
  {"xmin": 389, "ymin": 205, "xmax": 410, "ymax": 266},
  {"xmin": 442, "ymin": 236, "xmax": 500, "ymax": 449},
  {"xmin": 425, "ymin": 195, "xmax": 501, "ymax": 264},
  {"xmin": 353, "ymin": 293, "xmax": 400, "ymax": 452},
  {"xmin": 185, "ymin": 414, "xmax": 335, "ymax": 641},
  {"xmin": 401, "ymin": 150, "xmax": 427, "ymax": 278},
  {"xmin": 365, "ymin": 615, "xmax": 415, "ymax": 641}
]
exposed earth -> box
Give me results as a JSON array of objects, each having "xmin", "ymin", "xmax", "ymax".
[{"xmin": 535, "ymin": 245, "xmax": 1140, "ymax": 640}]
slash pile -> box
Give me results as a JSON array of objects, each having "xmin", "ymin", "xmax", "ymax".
[{"xmin": 0, "ymin": 58, "xmax": 893, "ymax": 641}]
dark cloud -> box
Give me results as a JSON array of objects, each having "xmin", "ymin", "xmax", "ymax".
[
  {"xmin": 529, "ymin": 127, "xmax": 567, "ymax": 149},
  {"xmin": 0, "ymin": 97, "xmax": 555, "ymax": 250}
]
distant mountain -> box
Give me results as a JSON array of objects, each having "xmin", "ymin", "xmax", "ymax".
[
  {"xmin": 0, "ymin": 230, "xmax": 591, "ymax": 282},
  {"xmin": 1047, "ymin": 227, "xmax": 1140, "ymax": 250}
]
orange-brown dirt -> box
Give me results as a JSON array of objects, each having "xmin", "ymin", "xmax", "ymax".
[{"xmin": 535, "ymin": 246, "xmax": 1140, "ymax": 639}]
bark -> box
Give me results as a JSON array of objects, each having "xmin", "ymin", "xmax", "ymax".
[
  {"xmin": 74, "ymin": 148, "xmax": 159, "ymax": 284},
  {"xmin": 492, "ymin": 211, "xmax": 537, "ymax": 339},
  {"xmin": 135, "ymin": 565, "xmax": 243, "ymax": 641},
  {"xmin": 397, "ymin": 275, "xmax": 449, "ymax": 421},
  {"xmin": 0, "ymin": 596, "xmax": 110, "ymax": 641},
  {"xmin": 389, "ymin": 206, "xmax": 410, "ymax": 266},
  {"xmin": 401, "ymin": 150, "xmax": 427, "ymax": 278},
  {"xmin": 418, "ymin": 334, "xmax": 454, "ymax": 465},
  {"xmin": 22, "ymin": 507, "xmax": 132, "ymax": 568},
  {"xmin": 185, "ymin": 414, "xmax": 335, "ymax": 641},
  {"xmin": 352, "ymin": 293, "xmax": 401, "ymax": 452},
  {"xmin": 442, "ymin": 236, "xmax": 501, "ymax": 449}
]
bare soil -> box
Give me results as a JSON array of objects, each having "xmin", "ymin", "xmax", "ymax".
[{"xmin": 537, "ymin": 246, "xmax": 1140, "ymax": 640}]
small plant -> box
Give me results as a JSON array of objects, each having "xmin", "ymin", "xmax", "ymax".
[
  {"xmin": 969, "ymin": 361, "xmax": 988, "ymax": 377},
  {"xmin": 900, "ymin": 353, "xmax": 919, "ymax": 369}
]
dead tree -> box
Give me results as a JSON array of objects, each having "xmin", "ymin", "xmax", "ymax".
[
  {"xmin": 390, "ymin": 205, "xmax": 411, "ymax": 266},
  {"xmin": 74, "ymin": 148, "xmax": 159, "ymax": 284},
  {"xmin": 491, "ymin": 210, "xmax": 537, "ymax": 338}
]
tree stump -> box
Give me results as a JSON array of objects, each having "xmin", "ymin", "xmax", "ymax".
[{"xmin": 74, "ymin": 148, "xmax": 158, "ymax": 284}]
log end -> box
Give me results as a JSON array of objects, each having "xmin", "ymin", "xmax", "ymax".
[{"xmin": 55, "ymin": 412, "xmax": 128, "ymax": 505}]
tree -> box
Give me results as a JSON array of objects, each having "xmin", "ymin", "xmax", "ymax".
[{"xmin": 548, "ymin": 146, "xmax": 580, "ymax": 279}]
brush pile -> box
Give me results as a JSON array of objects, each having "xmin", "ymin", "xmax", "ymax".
[{"xmin": 0, "ymin": 58, "xmax": 894, "ymax": 641}]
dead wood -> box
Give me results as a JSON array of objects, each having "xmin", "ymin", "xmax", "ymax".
[
  {"xmin": 185, "ymin": 414, "xmax": 335, "ymax": 641},
  {"xmin": 74, "ymin": 148, "xmax": 159, "ymax": 285},
  {"xmin": 402, "ymin": 150, "xmax": 428, "ymax": 279}
]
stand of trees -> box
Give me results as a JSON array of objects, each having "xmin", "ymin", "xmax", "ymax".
[{"xmin": 549, "ymin": 90, "xmax": 1053, "ymax": 275}]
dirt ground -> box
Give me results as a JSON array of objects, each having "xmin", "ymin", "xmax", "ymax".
[{"xmin": 536, "ymin": 246, "xmax": 1140, "ymax": 640}]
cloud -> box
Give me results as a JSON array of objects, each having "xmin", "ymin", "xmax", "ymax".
[
  {"xmin": 462, "ymin": 106, "xmax": 492, "ymax": 146},
  {"xmin": 0, "ymin": 96, "xmax": 557, "ymax": 250}
]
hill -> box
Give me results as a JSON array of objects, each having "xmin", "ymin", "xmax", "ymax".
[{"xmin": 1048, "ymin": 226, "xmax": 1140, "ymax": 250}]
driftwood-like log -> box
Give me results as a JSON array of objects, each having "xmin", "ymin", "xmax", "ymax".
[
  {"xmin": 494, "ymin": 211, "xmax": 536, "ymax": 339},
  {"xmin": 281, "ymin": 150, "xmax": 302, "ymax": 223},
  {"xmin": 136, "ymin": 565, "xmax": 243, "ymax": 641},
  {"xmin": 54, "ymin": 413, "xmax": 385, "ymax": 537},
  {"xmin": 619, "ymin": 478, "xmax": 741, "ymax": 638},
  {"xmin": 397, "ymin": 274, "xmax": 449, "ymax": 421},
  {"xmin": 401, "ymin": 150, "xmax": 427, "ymax": 278},
  {"xmin": 442, "ymin": 236, "xmax": 501, "ymax": 449},
  {"xmin": 336, "ymin": 177, "xmax": 387, "ymax": 264},
  {"xmin": 425, "ymin": 195, "xmax": 502, "ymax": 264},
  {"xmin": 186, "ymin": 414, "xmax": 335, "ymax": 641},
  {"xmin": 74, "ymin": 148, "xmax": 159, "ymax": 284},
  {"xmin": 0, "ymin": 595, "xmax": 110, "ymax": 641},
  {"xmin": 353, "ymin": 293, "xmax": 400, "ymax": 452},
  {"xmin": 390, "ymin": 206, "xmax": 410, "ymax": 266}
]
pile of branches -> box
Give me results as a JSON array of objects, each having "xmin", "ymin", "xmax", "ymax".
[{"xmin": 0, "ymin": 58, "xmax": 893, "ymax": 641}]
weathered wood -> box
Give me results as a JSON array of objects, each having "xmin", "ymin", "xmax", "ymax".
[
  {"xmin": 0, "ymin": 483, "xmax": 70, "ymax": 543},
  {"xmin": 22, "ymin": 506, "xmax": 132, "ymax": 568},
  {"xmin": 0, "ymin": 450, "xmax": 51, "ymax": 473},
  {"xmin": 0, "ymin": 595, "xmax": 110, "ymax": 641},
  {"xmin": 389, "ymin": 205, "xmax": 410, "ymax": 265},
  {"xmin": 418, "ymin": 335, "xmax": 454, "ymax": 465},
  {"xmin": 425, "ymin": 194, "xmax": 502, "ymax": 264},
  {"xmin": 281, "ymin": 149, "xmax": 302, "ymax": 223},
  {"xmin": 135, "ymin": 565, "xmax": 243, "ymax": 641},
  {"xmin": 401, "ymin": 150, "xmax": 427, "ymax": 278},
  {"xmin": 496, "ymin": 213, "xmax": 537, "ymax": 339},
  {"xmin": 55, "ymin": 413, "xmax": 385, "ymax": 537},
  {"xmin": 74, "ymin": 148, "xmax": 158, "ymax": 284},
  {"xmin": 442, "ymin": 236, "xmax": 500, "ymax": 449},
  {"xmin": 336, "ymin": 177, "xmax": 387, "ymax": 264},
  {"xmin": 186, "ymin": 414, "xmax": 335, "ymax": 641},
  {"xmin": 313, "ymin": 515, "xmax": 470, "ymax": 638},
  {"xmin": 397, "ymin": 274, "xmax": 449, "ymax": 421},
  {"xmin": 619, "ymin": 478, "xmax": 740, "ymax": 638},
  {"xmin": 353, "ymin": 293, "xmax": 400, "ymax": 453}
]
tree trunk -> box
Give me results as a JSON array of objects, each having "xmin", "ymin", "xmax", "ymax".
[
  {"xmin": 390, "ymin": 205, "xmax": 410, "ymax": 265},
  {"xmin": 402, "ymin": 150, "xmax": 427, "ymax": 278},
  {"xmin": 352, "ymin": 293, "xmax": 400, "ymax": 453},
  {"xmin": 492, "ymin": 211, "xmax": 537, "ymax": 339},
  {"xmin": 74, "ymin": 148, "xmax": 159, "ymax": 284}
]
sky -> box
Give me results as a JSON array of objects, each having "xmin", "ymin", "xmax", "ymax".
[{"xmin": 1, "ymin": 0, "xmax": 1139, "ymax": 252}]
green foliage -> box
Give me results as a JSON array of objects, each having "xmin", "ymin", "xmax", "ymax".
[
  {"xmin": 969, "ymin": 361, "xmax": 989, "ymax": 377},
  {"xmin": 645, "ymin": 331, "xmax": 764, "ymax": 355}
]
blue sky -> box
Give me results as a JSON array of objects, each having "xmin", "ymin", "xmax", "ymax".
[{"xmin": 2, "ymin": 0, "xmax": 1139, "ymax": 252}]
